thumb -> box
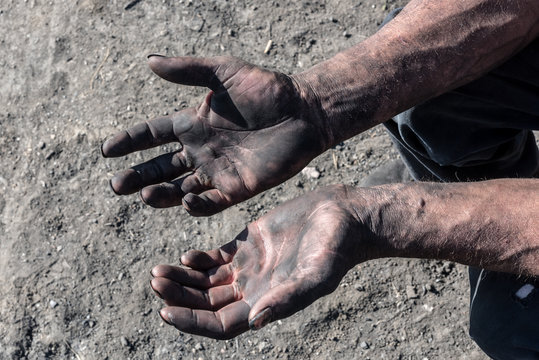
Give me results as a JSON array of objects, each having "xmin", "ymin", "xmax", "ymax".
[
  {"xmin": 147, "ymin": 54, "xmax": 223, "ymax": 89},
  {"xmin": 248, "ymin": 280, "xmax": 320, "ymax": 331}
]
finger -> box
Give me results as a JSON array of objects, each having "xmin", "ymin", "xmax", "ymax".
[
  {"xmin": 182, "ymin": 189, "xmax": 233, "ymax": 217},
  {"xmin": 248, "ymin": 279, "xmax": 320, "ymax": 331},
  {"xmin": 140, "ymin": 174, "xmax": 209, "ymax": 208},
  {"xmin": 180, "ymin": 240, "xmax": 238, "ymax": 270},
  {"xmin": 151, "ymin": 277, "xmax": 241, "ymax": 310},
  {"xmin": 110, "ymin": 151, "xmax": 192, "ymax": 195},
  {"xmin": 148, "ymin": 55, "xmax": 225, "ymax": 90},
  {"xmin": 151, "ymin": 263, "xmax": 234, "ymax": 289},
  {"xmin": 159, "ymin": 300, "xmax": 251, "ymax": 340},
  {"xmin": 101, "ymin": 116, "xmax": 176, "ymax": 158}
]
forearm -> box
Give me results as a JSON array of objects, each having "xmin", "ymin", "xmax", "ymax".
[
  {"xmin": 293, "ymin": 0, "xmax": 539, "ymax": 147},
  {"xmin": 347, "ymin": 179, "xmax": 539, "ymax": 276}
]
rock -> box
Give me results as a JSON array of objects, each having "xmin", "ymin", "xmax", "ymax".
[
  {"xmin": 142, "ymin": 308, "xmax": 152, "ymax": 316},
  {"xmin": 441, "ymin": 262, "xmax": 454, "ymax": 275},
  {"xmin": 301, "ymin": 166, "xmax": 320, "ymax": 179},
  {"xmin": 45, "ymin": 151, "xmax": 56, "ymax": 160},
  {"xmin": 406, "ymin": 285, "xmax": 419, "ymax": 299},
  {"xmin": 258, "ymin": 341, "xmax": 269, "ymax": 352},
  {"xmin": 425, "ymin": 283, "xmax": 437, "ymax": 294},
  {"xmin": 194, "ymin": 343, "xmax": 204, "ymax": 351},
  {"xmin": 120, "ymin": 336, "xmax": 129, "ymax": 347},
  {"xmin": 360, "ymin": 341, "xmax": 369, "ymax": 349},
  {"xmin": 187, "ymin": 16, "xmax": 205, "ymax": 32},
  {"xmin": 360, "ymin": 159, "xmax": 412, "ymax": 187},
  {"xmin": 49, "ymin": 300, "xmax": 58, "ymax": 308}
]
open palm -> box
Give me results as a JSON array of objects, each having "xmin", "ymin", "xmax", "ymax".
[
  {"xmin": 150, "ymin": 186, "xmax": 361, "ymax": 339},
  {"xmin": 102, "ymin": 55, "xmax": 327, "ymax": 216}
]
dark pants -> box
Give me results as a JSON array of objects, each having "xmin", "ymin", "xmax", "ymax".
[{"xmin": 381, "ymin": 9, "xmax": 539, "ymax": 359}]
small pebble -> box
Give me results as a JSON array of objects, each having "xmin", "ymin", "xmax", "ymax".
[
  {"xmin": 258, "ymin": 341, "xmax": 268, "ymax": 352},
  {"xmin": 194, "ymin": 343, "xmax": 204, "ymax": 351},
  {"xmin": 406, "ymin": 285, "xmax": 419, "ymax": 299},
  {"xmin": 49, "ymin": 300, "xmax": 58, "ymax": 308},
  {"xmin": 45, "ymin": 151, "xmax": 56, "ymax": 160},
  {"xmin": 120, "ymin": 336, "xmax": 129, "ymax": 347},
  {"xmin": 302, "ymin": 166, "xmax": 320, "ymax": 179},
  {"xmin": 142, "ymin": 308, "xmax": 152, "ymax": 316},
  {"xmin": 360, "ymin": 341, "xmax": 369, "ymax": 349}
]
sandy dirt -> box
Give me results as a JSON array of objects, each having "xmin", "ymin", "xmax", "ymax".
[{"xmin": 1, "ymin": 0, "xmax": 489, "ymax": 359}]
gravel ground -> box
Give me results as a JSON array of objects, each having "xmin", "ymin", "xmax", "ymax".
[{"xmin": 1, "ymin": 0, "xmax": 488, "ymax": 359}]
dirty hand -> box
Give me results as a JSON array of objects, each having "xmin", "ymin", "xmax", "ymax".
[
  {"xmin": 102, "ymin": 55, "xmax": 328, "ymax": 216},
  {"xmin": 150, "ymin": 186, "xmax": 363, "ymax": 339}
]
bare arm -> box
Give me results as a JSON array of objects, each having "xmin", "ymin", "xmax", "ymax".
[
  {"xmin": 150, "ymin": 179, "xmax": 538, "ymax": 338},
  {"xmin": 350, "ymin": 178, "xmax": 539, "ymax": 276},
  {"xmin": 103, "ymin": 0, "xmax": 538, "ymax": 215},
  {"xmin": 294, "ymin": 0, "xmax": 539, "ymax": 146}
]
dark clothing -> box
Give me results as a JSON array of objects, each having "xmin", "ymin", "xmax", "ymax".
[
  {"xmin": 381, "ymin": 9, "xmax": 539, "ymax": 359},
  {"xmin": 385, "ymin": 37, "xmax": 539, "ymax": 181},
  {"xmin": 467, "ymin": 269, "xmax": 539, "ymax": 359}
]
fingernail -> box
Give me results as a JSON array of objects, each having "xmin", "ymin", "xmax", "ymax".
[
  {"xmin": 159, "ymin": 309, "xmax": 172, "ymax": 325},
  {"xmin": 109, "ymin": 179, "xmax": 121, "ymax": 196},
  {"xmin": 249, "ymin": 308, "xmax": 272, "ymax": 330},
  {"xmin": 150, "ymin": 280, "xmax": 163, "ymax": 299},
  {"xmin": 100, "ymin": 142, "xmax": 108, "ymax": 158},
  {"xmin": 183, "ymin": 194, "xmax": 204, "ymax": 212},
  {"xmin": 147, "ymin": 53, "xmax": 165, "ymax": 59},
  {"xmin": 139, "ymin": 189, "xmax": 149, "ymax": 205}
]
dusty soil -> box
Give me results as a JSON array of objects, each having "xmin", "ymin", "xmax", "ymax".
[{"xmin": 1, "ymin": 0, "xmax": 489, "ymax": 359}]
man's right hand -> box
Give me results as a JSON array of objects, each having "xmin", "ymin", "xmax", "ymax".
[
  {"xmin": 150, "ymin": 185, "xmax": 363, "ymax": 339},
  {"xmin": 102, "ymin": 55, "xmax": 328, "ymax": 216}
]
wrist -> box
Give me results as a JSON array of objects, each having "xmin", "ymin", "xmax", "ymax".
[
  {"xmin": 337, "ymin": 184, "xmax": 396, "ymax": 265},
  {"xmin": 291, "ymin": 49, "xmax": 385, "ymax": 147},
  {"xmin": 342, "ymin": 183, "xmax": 425, "ymax": 263},
  {"xmin": 289, "ymin": 72, "xmax": 334, "ymax": 151}
]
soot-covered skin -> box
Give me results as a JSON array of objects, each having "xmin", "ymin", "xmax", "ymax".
[
  {"xmin": 101, "ymin": 55, "xmax": 328, "ymax": 216},
  {"xmin": 149, "ymin": 185, "xmax": 365, "ymax": 339}
]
